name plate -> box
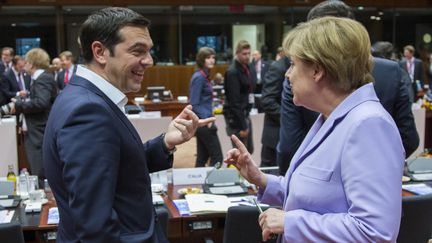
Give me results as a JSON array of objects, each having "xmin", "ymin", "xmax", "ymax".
[{"xmin": 172, "ymin": 168, "xmax": 212, "ymax": 185}]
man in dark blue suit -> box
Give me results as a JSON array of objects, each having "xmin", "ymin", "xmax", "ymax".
[
  {"xmin": 1, "ymin": 55, "xmax": 31, "ymax": 102},
  {"xmin": 277, "ymin": 0, "xmax": 419, "ymax": 175},
  {"xmin": 43, "ymin": 7, "xmax": 213, "ymax": 242}
]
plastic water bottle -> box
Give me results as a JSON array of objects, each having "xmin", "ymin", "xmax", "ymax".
[
  {"xmin": 17, "ymin": 169, "xmax": 29, "ymax": 198},
  {"xmin": 44, "ymin": 179, "xmax": 54, "ymax": 201}
]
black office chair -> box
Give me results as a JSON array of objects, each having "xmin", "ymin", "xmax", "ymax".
[
  {"xmin": 0, "ymin": 222, "xmax": 25, "ymax": 243},
  {"xmin": 397, "ymin": 193, "xmax": 432, "ymax": 243},
  {"xmin": 223, "ymin": 206, "xmax": 277, "ymax": 243},
  {"xmin": 155, "ymin": 206, "xmax": 169, "ymax": 237}
]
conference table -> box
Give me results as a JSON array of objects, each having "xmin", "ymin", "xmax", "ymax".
[{"xmin": 12, "ymin": 181, "xmax": 418, "ymax": 243}]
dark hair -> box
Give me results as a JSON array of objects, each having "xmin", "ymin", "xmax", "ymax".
[
  {"xmin": 372, "ymin": 41, "xmax": 394, "ymax": 59},
  {"xmin": 196, "ymin": 47, "xmax": 216, "ymax": 69},
  {"xmin": 79, "ymin": 7, "xmax": 151, "ymax": 63},
  {"xmin": 307, "ymin": 0, "xmax": 355, "ymax": 21},
  {"xmin": 1, "ymin": 47, "xmax": 14, "ymax": 56}
]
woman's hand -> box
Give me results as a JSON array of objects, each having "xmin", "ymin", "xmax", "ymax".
[
  {"xmin": 224, "ymin": 135, "xmax": 267, "ymax": 188},
  {"xmin": 258, "ymin": 208, "xmax": 285, "ymax": 241}
]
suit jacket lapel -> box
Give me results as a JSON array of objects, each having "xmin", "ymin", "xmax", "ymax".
[{"xmin": 72, "ymin": 77, "xmax": 143, "ymax": 145}]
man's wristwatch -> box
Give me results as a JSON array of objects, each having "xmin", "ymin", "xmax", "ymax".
[{"xmin": 161, "ymin": 133, "xmax": 177, "ymax": 155}]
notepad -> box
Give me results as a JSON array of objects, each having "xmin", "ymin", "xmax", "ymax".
[
  {"xmin": 185, "ymin": 194, "xmax": 230, "ymax": 215},
  {"xmin": 0, "ymin": 210, "xmax": 14, "ymax": 223},
  {"xmin": 402, "ymin": 183, "xmax": 432, "ymax": 195}
]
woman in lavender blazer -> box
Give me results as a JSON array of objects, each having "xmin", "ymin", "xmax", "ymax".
[{"xmin": 225, "ymin": 17, "xmax": 404, "ymax": 242}]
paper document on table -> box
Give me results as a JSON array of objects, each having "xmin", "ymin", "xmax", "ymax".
[
  {"xmin": 0, "ymin": 210, "xmax": 14, "ymax": 223},
  {"xmin": 47, "ymin": 207, "xmax": 59, "ymax": 224},
  {"xmin": 402, "ymin": 183, "xmax": 432, "ymax": 195},
  {"xmin": 0, "ymin": 199, "xmax": 14, "ymax": 207},
  {"xmin": 185, "ymin": 194, "xmax": 230, "ymax": 214}
]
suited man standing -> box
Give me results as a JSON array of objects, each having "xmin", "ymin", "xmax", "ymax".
[
  {"xmin": 56, "ymin": 50, "xmax": 76, "ymax": 90},
  {"xmin": 399, "ymin": 45, "xmax": 424, "ymax": 100},
  {"xmin": 259, "ymin": 56, "xmax": 290, "ymax": 167},
  {"xmin": 1, "ymin": 55, "xmax": 31, "ymax": 102},
  {"xmin": 277, "ymin": 0, "xmax": 419, "ymax": 175},
  {"xmin": 224, "ymin": 40, "xmax": 256, "ymax": 153},
  {"xmin": 51, "ymin": 57, "xmax": 62, "ymax": 82},
  {"xmin": 251, "ymin": 50, "xmax": 269, "ymax": 94},
  {"xmin": 43, "ymin": 7, "xmax": 213, "ymax": 242},
  {"xmin": 0, "ymin": 47, "xmax": 14, "ymax": 75}
]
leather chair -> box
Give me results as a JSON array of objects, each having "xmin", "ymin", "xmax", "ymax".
[
  {"xmin": 397, "ymin": 193, "xmax": 432, "ymax": 243},
  {"xmin": 223, "ymin": 206, "xmax": 277, "ymax": 243},
  {"xmin": 0, "ymin": 222, "xmax": 25, "ymax": 243},
  {"xmin": 155, "ymin": 206, "xmax": 169, "ymax": 237}
]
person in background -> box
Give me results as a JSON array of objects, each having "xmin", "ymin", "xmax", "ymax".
[
  {"xmin": 429, "ymin": 53, "xmax": 432, "ymax": 88},
  {"xmin": 1, "ymin": 48, "xmax": 57, "ymax": 186},
  {"xmin": 51, "ymin": 57, "xmax": 62, "ymax": 81},
  {"xmin": 372, "ymin": 41, "xmax": 414, "ymax": 103},
  {"xmin": 189, "ymin": 47, "xmax": 223, "ymax": 167},
  {"xmin": 0, "ymin": 47, "xmax": 14, "ymax": 74},
  {"xmin": 260, "ymin": 54, "xmax": 290, "ymax": 168},
  {"xmin": 212, "ymin": 72, "xmax": 224, "ymax": 85},
  {"xmin": 226, "ymin": 16, "xmax": 404, "ymax": 242},
  {"xmin": 276, "ymin": 0, "xmax": 419, "ymax": 175},
  {"xmin": 1, "ymin": 55, "xmax": 31, "ymax": 102},
  {"xmin": 399, "ymin": 45, "xmax": 424, "ymax": 100},
  {"xmin": 56, "ymin": 50, "xmax": 76, "ymax": 90},
  {"xmin": 275, "ymin": 46, "xmax": 284, "ymax": 61},
  {"xmin": 252, "ymin": 50, "xmax": 269, "ymax": 93},
  {"xmin": 43, "ymin": 7, "xmax": 214, "ymax": 242},
  {"xmin": 223, "ymin": 40, "xmax": 256, "ymax": 153}
]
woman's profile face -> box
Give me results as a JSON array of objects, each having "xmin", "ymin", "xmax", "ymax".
[
  {"xmin": 286, "ymin": 56, "xmax": 317, "ymax": 107},
  {"xmin": 204, "ymin": 55, "xmax": 216, "ymax": 69}
]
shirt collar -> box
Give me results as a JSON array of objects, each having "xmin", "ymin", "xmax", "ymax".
[
  {"xmin": 75, "ymin": 65, "xmax": 127, "ymax": 113},
  {"xmin": 32, "ymin": 69, "xmax": 44, "ymax": 80}
]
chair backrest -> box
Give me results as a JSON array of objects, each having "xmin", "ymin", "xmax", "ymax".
[
  {"xmin": 397, "ymin": 194, "xmax": 432, "ymax": 243},
  {"xmin": 0, "ymin": 222, "xmax": 25, "ymax": 243},
  {"xmin": 223, "ymin": 206, "xmax": 277, "ymax": 243},
  {"xmin": 155, "ymin": 206, "xmax": 169, "ymax": 237}
]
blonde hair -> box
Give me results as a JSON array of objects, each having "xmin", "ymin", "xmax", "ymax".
[
  {"xmin": 283, "ymin": 16, "xmax": 373, "ymax": 92},
  {"xmin": 26, "ymin": 48, "xmax": 50, "ymax": 69}
]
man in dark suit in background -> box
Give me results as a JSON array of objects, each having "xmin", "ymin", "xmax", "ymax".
[
  {"xmin": 56, "ymin": 50, "xmax": 77, "ymax": 90},
  {"xmin": 43, "ymin": 7, "xmax": 213, "ymax": 242},
  {"xmin": 399, "ymin": 45, "xmax": 424, "ymax": 100},
  {"xmin": 224, "ymin": 40, "xmax": 256, "ymax": 153},
  {"xmin": 0, "ymin": 47, "xmax": 14, "ymax": 75},
  {"xmin": 1, "ymin": 55, "xmax": 31, "ymax": 102},
  {"xmin": 259, "ymin": 56, "xmax": 290, "ymax": 167},
  {"xmin": 277, "ymin": 0, "xmax": 419, "ymax": 175},
  {"xmin": 252, "ymin": 49, "xmax": 269, "ymax": 94}
]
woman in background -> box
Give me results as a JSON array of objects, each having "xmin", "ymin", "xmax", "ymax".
[
  {"xmin": 225, "ymin": 17, "xmax": 404, "ymax": 242},
  {"xmin": 189, "ymin": 47, "xmax": 223, "ymax": 167}
]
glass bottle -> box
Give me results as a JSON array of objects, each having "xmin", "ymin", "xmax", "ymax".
[{"xmin": 6, "ymin": 164, "xmax": 16, "ymax": 193}]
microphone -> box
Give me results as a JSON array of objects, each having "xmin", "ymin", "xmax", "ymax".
[{"xmin": 205, "ymin": 162, "xmax": 222, "ymax": 185}]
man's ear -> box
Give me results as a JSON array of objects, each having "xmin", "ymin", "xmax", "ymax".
[
  {"xmin": 91, "ymin": 41, "xmax": 108, "ymax": 65},
  {"xmin": 312, "ymin": 63, "xmax": 325, "ymax": 83}
]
